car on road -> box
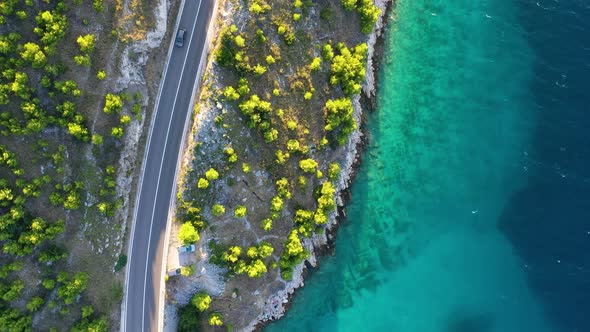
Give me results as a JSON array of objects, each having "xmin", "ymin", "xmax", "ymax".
[
  {"xmin": 177, "ymin": 244, "xmax": 196, "ymax": 253},
  {"xmin": 167, "ymin": 267, "xmax": 182, "ymax": 277},
  {"xmin": 175, "ymin": 28, "xmax": 186, "ymax": 47}
]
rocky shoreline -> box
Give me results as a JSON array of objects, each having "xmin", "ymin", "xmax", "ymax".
[
  {"xmin": 161, "ymin": 0, "xmax": 396, "ymax": 330},
  {"xmin": 248, "ymin": 0, "xmax": 395, "ymax": 330}
]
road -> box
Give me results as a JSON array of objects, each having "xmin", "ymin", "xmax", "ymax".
[{"xmin": 122, "ymin": 0, "xmax": 215, "ymax": 330}]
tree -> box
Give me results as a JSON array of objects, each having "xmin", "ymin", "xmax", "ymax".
[
  {"xmin": 92, "ymin": 134, "xmax": 104, "ymax": 145},
  {"xmin": 330, "ymin": 43, "xmax": 368, "ymax": 96},
  {"xmin": 34, "ymin": 10, "xmax": 67, "ymax": 46},
  {"xmin": 20, "ymin": 42, "xmax": 46, "ymax": 68},
  {"xmin": 191, "ymin": 292, "xmax": 211, "ymax": 312},
  {"xmin": 309, "ymin": 57, "xmax": 321, "ymax": 71},
  {"xmin": 26, "ymin": 297, "xmax": 44, "ymax": 312},
  {"xmin": 234, "ymin": 205, "xmax": 247, "ymax": 218},
  {"xmin": 224, "ymin": 147, "xmax": 238, "ymax": 163},
  {"xmin": 246, "ymin": 259, "xmax": 267, "ymax": 278},
  {"xmin": 260, "ymin": 218, "xmax": 272, "ymax": 231},
  {"xmin": 211, "ymin": 204, "xmax": 225, "ymax": 217},
  {"xmin": 223, "ymin": 86, "xmax": 240, "ymax": 100},
  {"xmin": 270, "ymin": 196, "xmax": 283, "ymax": 213},
  {"xmin": 208, "ymin": 313, "xmax": 223, "ymax": 326},
  {"xmin": 234, "ymin": 35, "xmax": 245, "ymax": 47},
  {"xmin": 178, "ymin": 222, "xmax": 199, "ymax": 245},
  {"xmin": 111, "ymin": 126, "xmax": 124, "ymax": 138},
  {"xmin": 77, "ymin": 34, "xmax": 95, "ymax": 53},
  {"xmin": 222, "ymin": 246, "xmax": 241, "ymax": 263},
  {"xmin": 103, "ymin": 93, "xmax": 123, "ymax": 114},
  {"xmin": 205, "ymin": 168, "xmax": 219, "ymax": 180},
  {"xmin": 97, "ymin": 70, "xmax": 106, "ymax": 80},
  {"xmin": 197, "ymin": 178, "xmax": 209, "ymax": 189},
  {"xmin": 287, "ymin": 139, "xmax": 300, "ymax": 153},
  {"xmin": 279, "ymin": 230, "xmax": 308, "ymax": 280},
  {"xmin": 257, "ymin": 241, "xmax": 274, "ymax": 258},
  {"xmin": 325, "ymin": 98, "xmax": 356, "ymax": 145},
  {"xmin": 71, "ymin": 317, "xmax": 108, "ymax": 332},
  {"xmin": 299, "ymin": 159, "xmax": 318, "ymax": 173},
  {"xmin": 81, "ymin": 305, "xmax": 94, "ymax": 318},
  {"xmin": 1, "ymin": 280, "xmax": 24, "ymax": 302},
  {"xmin": 358, "ymin": 0, "xmax": 381, "ymax": 34},
  {"xmin": 328, "ymin": 163, "xmax": 341, "ymax": 181},
  {"xmin": 323, "ymin": 43, "xmax": 334, "ymax": 61},
  {"xmin": 57, "ymin": 272, "xmax": 88, "ymax": 304},
  {"xmin": 276, "ymin": 178, "xmax": 291, "ymax": 199}
]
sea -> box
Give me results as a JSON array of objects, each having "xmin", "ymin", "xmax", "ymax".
[{"xmin": 266, "ymin": 0, "xmax": 590, "ymax": 331}]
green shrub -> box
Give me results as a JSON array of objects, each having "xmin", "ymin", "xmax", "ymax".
[
  {"xmin": 328, "ymin": 163, "xmax": 341, "ymax": 181},
  {"xmin": 103, "ymin": 93, "xmax": 123, "ymax": 114},
  {"xmin": 205, "ymin": 168, "xmax": 219, "ymax": 180},
  {"xmin": 245, "ymin": 259, "xmax": 267, "ymax": 277},
  {"xmin": 197, "ymin": 178, "xmax": 209, "ymax": 189},
  {"xmin": 279, "ymin": 230, "xmax": 308, "ymax": 280},
  {"xmin": 223, "ymin": 86, "xmax": 240, "ymax": 100},
  {"xmin": 275, "ymin": 150, "xmax": 289, "ymax": 164},
  {"xmin": 222, "ymin": 246, "xmax": 241, "ymax": 263},
  {"xmin": 234, "ymin": 205, "xmax": 247, "ymax": 218},
  {"xmin": 276, "ymin": 178, "xmax": 291, "ymax": 199},
  {"xmin": 91, "ymin": 134, "xmax": 104, "ymax": 145},
  {"xmin": 208, "ymin": 313, "xmax": 223, "ymax": 326},
  {"xmin": 211, "ymin": 204, "xmax": 225, "ymax": 217},
  {"xmin": 81, "ymin": 306, "xmax": 94, "ymax": 318},
  {"xmin": 330, "ymin": 43, "xmax": 368, "ymax": 96},
  {"xmin": 258, "ymin": 241, "xmax": 274, "ymax": 258},
  {"xmin": 224, "ymin": 147, "xmax": 238, "ymax": 163},
  {"xmin": 309, "ymin": 57, "xmax": 321, "ymax": 71},
  {"xmin": 324, "ymin": 98, "xmax": 356, "ymax": 145},
  {"xmin": 181, "ymin": 265, "xmax": 195, "ymax": 276},
  {"xmin": 26, "ymin": 297, "xmax": 44, "ymax": 312},
  {"xmin": 114, "ymin": 255, "xmax": 127, "ymax": 271},
  {"xmin": 77, "ymin": 34, "xmax": 95, "ymax": 53},
  {"xmin": 299, "ymin": 158, "xmax": 318, "ymax": 173},
  {"xmin": 358, "ymin": 0, "xmax": 381, "ymax": 34},
  {"xmin": 111, "ymin": 127, "xmax": 124, "ymax": 138},
  {"xmin": 322, "ymin": 43, "xmax": 334, "ymax": 61},
  {"xmin": 192, "ymin": 292, "xmax": 211, "ymax": 312},
  {"xmin": 178, "ymin": 222, "xmax": 199, "ymax": 245},
  {"xmin": 260, "ymin": 218, "xmax": 272, "ymax": 231},
  {"xmin": 242, "ymin": 163, "xmax": 251, "ymax": 173},
  {"xmin": 270, "ymin": 196, "xmax": 283, "ymax": 213}
]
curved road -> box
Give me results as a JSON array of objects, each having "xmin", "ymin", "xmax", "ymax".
[{"xmin": 122, "ymin": 0, "xmax": 215, "ymax": 330}]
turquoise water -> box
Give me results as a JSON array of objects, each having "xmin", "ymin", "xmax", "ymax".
[{"xmin": 265, "ymin": 0, "xmax": 567, "ymax": 330}]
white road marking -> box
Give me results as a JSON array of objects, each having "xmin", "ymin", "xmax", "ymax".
[{"xmin": 140, "ymin": 0, "xmax": 204, "ymax": 330}]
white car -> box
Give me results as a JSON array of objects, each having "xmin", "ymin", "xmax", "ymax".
[
  {"xmin": 167, "ymin": 267, "xmax": 182, "ymax": 276},
  {"xmin": 177, "ymin": 244, "xmax": 196, "ymax": 253}
]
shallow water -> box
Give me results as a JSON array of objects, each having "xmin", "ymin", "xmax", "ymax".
[{"xmin": 266, "ymin": 0, "xmax": 590, "ymax": 331}]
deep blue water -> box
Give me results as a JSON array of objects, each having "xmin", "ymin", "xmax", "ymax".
[
  {"xmin": 266, "ymin": 0, "xmax": 590, "ymax": 331},
  {"xmin": 498, "ymin": 0, "xmax": 590, "ymax": 330}
]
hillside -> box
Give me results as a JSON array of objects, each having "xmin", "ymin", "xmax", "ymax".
[
  {"xmin": 164, "ymin": 0, "xmax": 389, "ymax": 330},
  {"xmin": 0, "ymin": 0, "xmax": 177, "ymax": 329}
]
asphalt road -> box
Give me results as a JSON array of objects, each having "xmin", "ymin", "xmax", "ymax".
[{"xmin": 122, "ymin": 0, "xmax": 215, "ymax": 330}]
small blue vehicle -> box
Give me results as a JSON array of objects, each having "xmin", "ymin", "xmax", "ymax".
[
  {"xmin": 177, "ymin": 244, "xmax": 196, "ymax": 253},
  {"xmin": 175, "ymin": 28, "xmax": 186, "ymax": 47}
]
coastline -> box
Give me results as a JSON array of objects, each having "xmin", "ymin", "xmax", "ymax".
[
  {"xmin": 162, "ymin": 0, "xmax": 396, "ymax": 330},
  {"xmin": 249, "ymin": 0, "xmax": 395, "ymax": 330}
]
